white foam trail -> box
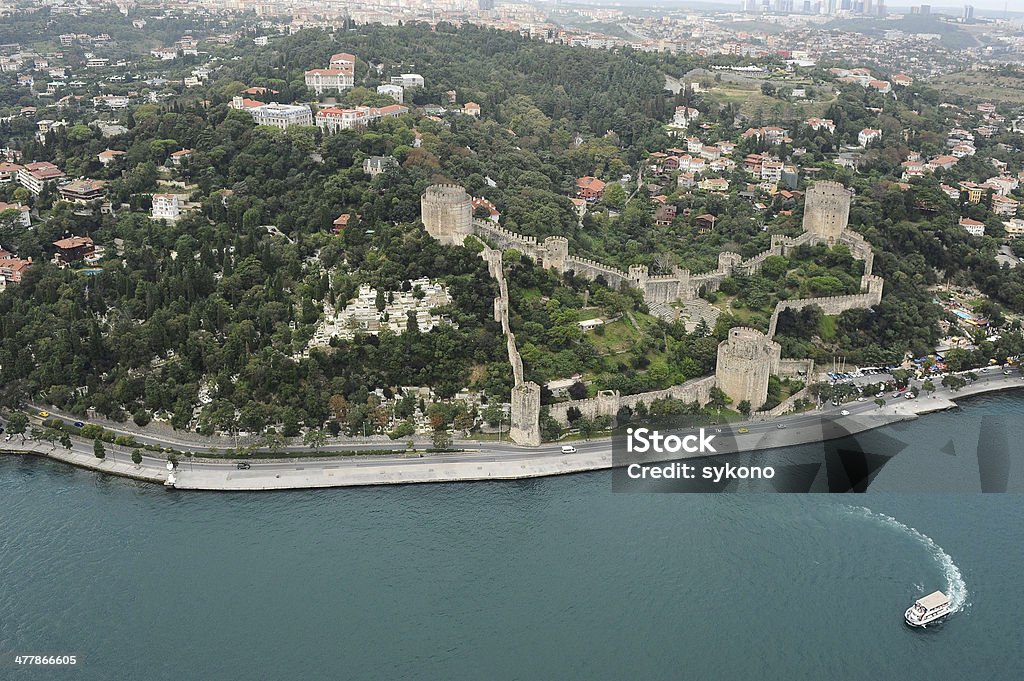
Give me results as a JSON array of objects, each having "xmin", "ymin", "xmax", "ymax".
[{"xmin": 844, "ymin": 505, "xmax": 968, "ymax": 613}]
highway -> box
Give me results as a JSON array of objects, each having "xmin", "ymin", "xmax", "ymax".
[{"xmin": 6, "ymin": 369, "xmax": 1022, "ymax": 490}]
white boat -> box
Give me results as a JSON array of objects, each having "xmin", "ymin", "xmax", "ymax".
[{"xmin": 904, "ymin": 591, "xmax": 950, "ymax": 627}]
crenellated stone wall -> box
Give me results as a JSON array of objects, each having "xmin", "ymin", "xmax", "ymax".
[
  {"xmin": 767, "ymin": 274, "xmax": 884, "ymax": 337},
  {"xmin": 419, "ymin": 182, "xmax": 883, "ymax": 445},
  {"xmin": 547, "ymin": 377, "xmax": 717, "ymax": 427}
]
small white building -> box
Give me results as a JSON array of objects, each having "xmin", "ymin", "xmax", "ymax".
[
  {"xmin": 390, "ymin": 73, "xmax": 424, "ymax": 88},
  {"xmin": 247, "ymin": 102, "xmax": 313, "ymax": 129},
  {"xmin": 858, "ymin": 128, "xmax": 882, "ymax": 147},
  {"xmin": 152, "ymin": 193, "xmax": 181, "ymax": 221},
  {"xmin": 376, "ymin": 84, "xmax": 404, "ymax": 103}
]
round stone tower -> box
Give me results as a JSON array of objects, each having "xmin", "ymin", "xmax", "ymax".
[
  {"xmin": 542, "ymin": 236, "xmax": 569, "ymax": 272},
  {"xmin": 801, "ymin": 181, "xmax": 852, "ymax": 243},
  {"xmin": 715, "ymin": 327, "xmax": 782, "ymax": 411},
  {"xmin": 421, "ymin": 184, "xmax": 473, "ymax": 246}
]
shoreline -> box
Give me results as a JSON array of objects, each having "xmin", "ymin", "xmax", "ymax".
[{"xmin": 5, "ymin": 378, "xmax": 1021, "ymax": 491}]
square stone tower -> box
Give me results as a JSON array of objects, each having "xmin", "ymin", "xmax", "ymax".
[{"xmin": 802, "ymin": 181, "xmax": 852, "ymax": 243}]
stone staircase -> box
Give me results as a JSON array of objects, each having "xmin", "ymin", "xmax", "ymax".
[
  {"xmin": 679, "ymin": 299, "xmax": 721, "ymax": 332},
  {"xmin": 648, "ymin": 299, "xmax": 721, "ymax": 333}
]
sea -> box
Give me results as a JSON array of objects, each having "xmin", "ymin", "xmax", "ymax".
[{"xmin": 2, "ymin": 393, "xmax": 1023, "ymax": 680}]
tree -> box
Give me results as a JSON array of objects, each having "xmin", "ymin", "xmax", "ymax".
[
  {"xmin": 431, "ymin": 428, "xmax": 452, "ymax": 450},
  {"xmin": 708, "ymin": 386, "xmax": 731, "ymax": 412},
  {"xmin": 942, "ymin": 374, "xmax": 967, "ymax": 392},
  {"xmin": 93, "ymin": 438, "xmax": 105, "ymax": 460},
  {"xmin": 303, "ymin": 428, "xmax": 328, "ymax": 451},
  {"xmin": 7, "ymin": 413, "xmax": 28, "ymax": 442},
  {"xmin": 737, "ymin": 400, "xmax": 752, "ymax": 417},
  {"xmin": 60, "ymin": 432, "xmax": 72, "ymax": 450},
  {"xmin": 567, "ymin": 381, "xmax": 588, "ymax": 400},
  {"xmin": 131, "ymin": 450, "xmax": 143, "ymax": 465},
  {"xmin": 922, "ymin": 380, "xmax": 935, "ymax": 394},
  {"xmin": 874, "ymin": 398, "xmax": 885, "ymax": 409}
]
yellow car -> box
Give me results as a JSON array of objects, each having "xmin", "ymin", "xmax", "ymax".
[
  {"xmin": 38, "ymin": 411, "xmax": 50, "ymax": 418},
  {"xmin": 738, "ymin": 427, "xmax": 749, "ymax": 433}
]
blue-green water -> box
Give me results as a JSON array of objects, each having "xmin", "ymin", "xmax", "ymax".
[{"xmin": 3, "ymin": 394, "xmax": 1024, "ymax": 680}]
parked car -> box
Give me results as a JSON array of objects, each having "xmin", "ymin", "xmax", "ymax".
[{"xmin": 560, "ymin": 445, "xmax": 577, "ymax": 454}]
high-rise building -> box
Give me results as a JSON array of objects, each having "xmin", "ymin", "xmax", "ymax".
[
  {"xmin": 479, "ymin": 0, "xmax": 494, "ymax": 10},
  {"xmin": 963, "ymin": 4, "xmax": 974, "ymax": 19},
  {"xmin": 920, "ymin": 4, "xmax": 931, "ymax": 13}
]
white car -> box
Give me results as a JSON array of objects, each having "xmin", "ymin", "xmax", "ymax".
[
  {"xmin": 840, "ymin": 410, "xmax": 851, "ymax": 416},
  {"xmin": 560, "ymin": 445, "xmax": 577, "ymax": 454}
]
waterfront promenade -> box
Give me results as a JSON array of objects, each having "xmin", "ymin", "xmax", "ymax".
[{"xmin": 4, "ymin": 372, "xmax": 1021, "ymax": 490}]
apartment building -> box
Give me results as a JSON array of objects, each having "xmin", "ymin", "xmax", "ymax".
[{"xmin": 17, "ymin": 161, "xmax": 65, "ymax": 196}]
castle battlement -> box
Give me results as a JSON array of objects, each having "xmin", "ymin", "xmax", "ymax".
[{"xmin": 418, "ymin": 181, "xmax": 884, "ymax": 445}]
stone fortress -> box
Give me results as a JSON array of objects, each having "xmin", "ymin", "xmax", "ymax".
[{"xmin": 420, "ymin": 181, "xmax": 884, "ymax": 446}]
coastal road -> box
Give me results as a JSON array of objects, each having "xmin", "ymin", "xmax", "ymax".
[{"xmin": 8, "ymin": 371, "xmax": 1022, "ymax": 490}]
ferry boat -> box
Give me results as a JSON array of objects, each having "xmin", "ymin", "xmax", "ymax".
[{"xmin": 904, "ymin": 591, "xmax": 951, "ymax": 627}]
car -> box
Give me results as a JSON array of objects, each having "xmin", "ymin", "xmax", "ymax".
[
  {"xmin": 905, "ymin": 393, "xmax": 915, "ymax": 399},
  {"xmin": 738, "ymin": 427, "xmax": 749, "ymax": 433},
  {"xmin": 236, "ymin": 462, "xmax": 251, "ymax": 470},
  {"xmin": 38, "ymin": 411, "xmax": 49, "ymax": 418},
  {"xmin": 73, "ymin": 421, "xmax": 85, "ymax": 428},
  {"xmin": 875, "ymin": 392, "xmax": 885, "ymax": 398},
  {"xmin": 840, "ymin": 410, "xmax": 851, "ymax": 416},
  {"xmin": 980, "ymin": 368, "xmax": 988, "ymax": 374},
  {"xmin": 560, "ymin": 445, "xmax": 577, "ymax": 454},
  {"xmin": 1004, "ymin": 370, "xmax": 1012, "ymax": 376},
  {"xmin": 892, "ymin": 392, "xmax": 900, "ymax": 398},
  {"xmin": 776, "ymin": 423, "xmax": 786, "ymax": 429}
]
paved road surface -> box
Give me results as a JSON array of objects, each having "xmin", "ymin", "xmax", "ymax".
[{"xmin": 7, "ymin": 370, "xmax": 1022, "ymax": 490}]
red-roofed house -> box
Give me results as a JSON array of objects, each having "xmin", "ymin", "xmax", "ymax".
[
  {"xmin": 52, "ymin": 235, "xmax": 94, "ymax": 265},
  {"xmin": 333, "ymin": 213, "xmax": 351, "ymax": 233},
  {"xmin": 575, "ymin": 176, "xmax": 606, "ymax": 202},
  {"xmin": 0, "ymin": 255, "xmax": 32, "ymax": 286},
  {"xmin": 958, "ymin": 217, "xmax": 985, "ymax": 236}
]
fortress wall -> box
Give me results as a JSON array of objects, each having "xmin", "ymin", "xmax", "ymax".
[
  {"xmin": 419, "ymin": 182, "xmax": 882, "ymax": 445},
  {"xmin": 546, "ymin": 377, "xmax": 716, "ymax": 427},
  {"xmin": 767, "ymin": 287, "xmax": 883, "ymax": 338},
  {"xmin": 777, "ymin": 358, "xmax": 815, "ymax": 379},
  {"xmin": 564, "ymin": 256, "xmax": 629, "ymax": 289},
  {"xmin": 643, "ymin": 277, "xmax": 684, "ymax": 304},
  {"xmin": 473, "ymin": 220, "xmax": 541, "ymax": 259},
  {"xmin": 751, "ymin": 386, "xmax": 810, "ymax": 420}
]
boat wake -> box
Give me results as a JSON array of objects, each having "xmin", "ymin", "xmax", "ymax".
[{"xmin": 844, "ymin": 506, "xmax": 968, "ymax": 613}]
